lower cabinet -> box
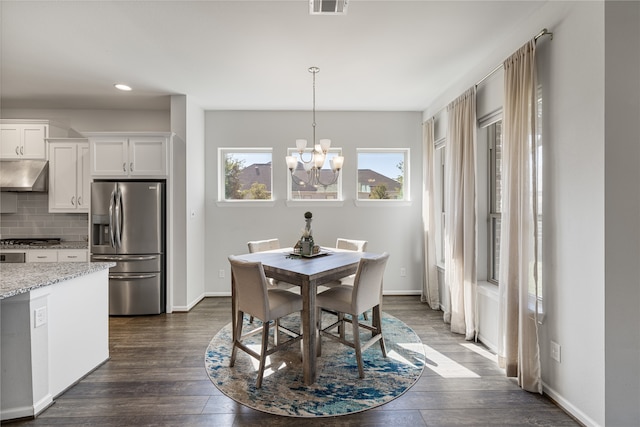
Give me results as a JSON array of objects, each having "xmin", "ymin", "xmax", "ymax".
[{"xmin": 27, "ymin": 250, "xmax": 88, "ymax": 263}]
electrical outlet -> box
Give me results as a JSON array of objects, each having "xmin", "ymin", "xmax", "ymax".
[
  {"xmin": 219, "ymin": 269, "xmax": 225, "ymax": 279},
  {"xmin": 400, "ymin": 267, "xmax": 407, "ymax": 277},
  {"xmin": 34, "ymin": 306, "xmax": 47, "ymax": 328},
  {"xmin": 550, "ymin": 340, "xmax": 561, "ymax": 362}
]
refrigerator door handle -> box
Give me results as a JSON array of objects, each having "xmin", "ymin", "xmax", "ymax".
[
  {"xmin": 109, "ymin": 189, "xmax": 116, "ymax": 248},
  {"xmin": 114, "ymin": 186, "xmax": 123, "ymax": 248},
  {"xmin": 110, "ymin": 273, "xmax": 158, "ymax": 280},
  {"xmin": 93, "ymin": 255, "xmax": 158, "ymax": 262}
]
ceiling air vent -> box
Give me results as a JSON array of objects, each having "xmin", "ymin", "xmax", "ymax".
[{"xmin": 309, "ymin": 0, "xmax": 348, "ymax": 15}]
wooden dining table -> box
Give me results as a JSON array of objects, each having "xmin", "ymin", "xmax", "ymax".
[{"xmin": 230, "ymin": 247, "xmax": 373, "ymax": 385}]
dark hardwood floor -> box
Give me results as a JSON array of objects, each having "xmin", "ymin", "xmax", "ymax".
[{"xmin": 8, "ymin": 296, "xmax": 580, "ymax": 426}]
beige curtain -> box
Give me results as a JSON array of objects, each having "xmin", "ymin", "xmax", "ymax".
[
  {"xmin": 422, "ymin": 118, "xmax": 440, "ymax": 309},
  {"xmin": 498, "ymin": 39, "xmax": 542, "ymax": 393},
  {"xmin": 444, "ymin": 88, "xmax": 477, "ymax": 340}
]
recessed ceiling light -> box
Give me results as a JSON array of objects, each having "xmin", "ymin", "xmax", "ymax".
[{"xmin": 114, "ymin": 83, "xmax": 132, "ymax": 91}]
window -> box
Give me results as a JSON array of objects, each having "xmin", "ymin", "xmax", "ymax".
[
  {"xmin": 435, "ymin": 142, "xmax": 446, "ymax": 265},
  {"xmin": 488, "ymin": 121, "xmax": 502, "ymax": 284},
  {"xmin": 356, "ymin": 149, "xmax": 409, "ymax": 201},
  {"xmin": 287, "ymin": 148, "xmax": 343, "ymax": 200},
  {"xmin": 219, "ymin": 148, "xmax": 273, "ymax": 201}
]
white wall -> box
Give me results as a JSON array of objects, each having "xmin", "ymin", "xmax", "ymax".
[
  {"xmin": 604, "ymin": 2, "xmax": 640, "ymax": 425},
  {"xmin": 170, "ymin": 96, "xmax": 206, "ymax": 311},
  {"xmin": 0, "ymin": 109, "xmax": 170, "ymax": 134},
  {"xmin": 204, "ymin": 111, "xmax": 423, "ymax": 296},
  {"xmin": 424, "ymin": 2, "xmax": 607, "ymax": 426}
]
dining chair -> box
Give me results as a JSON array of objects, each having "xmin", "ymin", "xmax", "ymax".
[
  {"xmin": 316, "ymin": 252, "xmax": 390, "ymax": 379},
  {"xmin": 228, "ymin": 255, "xmax": 303, "ymax": 388},
  {"xmin": 320, "ymin": 238, "xmax": 370, "ymax": 319}
]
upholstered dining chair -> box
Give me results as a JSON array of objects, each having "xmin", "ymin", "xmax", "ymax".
[
  {"xmin": 316, "ymin": 252, "xmax": 390, "ymax": 379},
  {"xmin": 228, "ymin": 255, "xmax": 303, "ymax": 388}
]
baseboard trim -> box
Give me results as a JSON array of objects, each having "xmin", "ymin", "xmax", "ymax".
[
  {"xmin": 542, "ymin": 381, "xmax": 600, "ymax": 427},
  {"xmin": 171, "ymin": 293, "xmax": 205, "ymax": 312}
]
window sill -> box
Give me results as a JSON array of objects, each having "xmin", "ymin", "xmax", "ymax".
[
  {"xmin": 353, "ymin": 199, "xmax": 412, "ymax": 207},
  {"xmin": 216, "ymin": 200, "xmax": 276, "ymax": 208},
  {"xmin": 285, "ymin": 200, "xmax": 345, "ymax": 208}
]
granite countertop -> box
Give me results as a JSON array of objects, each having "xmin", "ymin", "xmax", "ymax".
[
  {"xmin": 0, "ymin": 241, "xmax": 89, "ymax": 250},
  {"xmin": 0, "ymin": 262, "xmax": 115, "ymax": 300}
]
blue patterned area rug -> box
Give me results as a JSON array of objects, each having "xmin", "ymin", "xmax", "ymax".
[{"xmin": 204, "ymin": 311, "xmax": 425, "ymax": 417}]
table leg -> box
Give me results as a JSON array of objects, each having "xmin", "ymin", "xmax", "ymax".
[
  {"xmin": 231, "ymin": 274, "xmax": 236, "ymax": 340},
  {"xmin": 301, "ymin": 277, "xmax": 317, "ymax": 385}
]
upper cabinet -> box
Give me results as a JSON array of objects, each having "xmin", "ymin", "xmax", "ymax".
[
  {"xmin": 48, "ymin": 139, "xmax": 90, "ymax": 213},
  {"xmin": 0, "ymin": 120, "xmax": 68, "ymax": 159},
  {"xmin": 85, "ymin": 132, "xmax": 172, "ymax": 178}
]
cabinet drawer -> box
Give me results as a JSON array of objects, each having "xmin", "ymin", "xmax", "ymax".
[
  {"xmin": 27, "ymin": 250, "xmax": 58, "ymax": 262},
  {"xmin": 58, "ymin": 250, "xmax": 88, "ymax": 262}
]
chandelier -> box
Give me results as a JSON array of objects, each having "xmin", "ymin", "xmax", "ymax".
[{"xmin": 286, "ymin": 66, "xmax": 344, "ymax": 187}]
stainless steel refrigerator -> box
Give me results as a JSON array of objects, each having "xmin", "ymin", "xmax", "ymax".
[{"xmin": 90, "ymin": 181, "xmax": 165, "ymax": 315}]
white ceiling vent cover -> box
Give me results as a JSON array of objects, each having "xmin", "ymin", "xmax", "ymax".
[{"xmin": 309, "ymin": 0, "xmax": 348, "ymax": 15}]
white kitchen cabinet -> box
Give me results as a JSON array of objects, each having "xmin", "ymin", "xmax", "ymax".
[
  {"xmin": 0, "ymin": 120, "xmax": 68, "ymax": 159},
  {"xmin": 27, "ymin": 250, "xmax": 58, "ymax": 263},
  {"xmin": 48, "ymin": 139, "xmax": 90, "ymax": 213},
  {"xmin": 86, "ymin": 132, "xmax": 171, "ymax": 178},
  {"xmin": 58, "ymin": 250, "xmax": 88, "ymax": 262}
]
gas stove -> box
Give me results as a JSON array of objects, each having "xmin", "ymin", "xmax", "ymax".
[{"xmin": 0, "ymin": 238, "xmax": 62, "ymax": 246}]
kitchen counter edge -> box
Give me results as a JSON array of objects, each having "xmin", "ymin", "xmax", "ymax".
[{"xmin": 0, "ymin": 262, "xmax": 115, "ymax": 300}]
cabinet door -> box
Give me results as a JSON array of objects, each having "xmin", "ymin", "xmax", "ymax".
[
  {"xmin": 20, "ymin": 125, "xmax": 47, "ymax": 159},
  {"xmin": 27, "ymin": 250, "xmax": 58, "ymax": 263},
  {"xmin": 0, "ymin": 125, "xmax": 21, "ymax": 158},
  {"xmin": 58, "ymin": 250, "xmax": 88, "ymax": 262},
  {"xmin": 0, "ymin": 124, "xmax": 46, "ymax": 159},
  {"xmin": 90, "ymin": 138, "xmax": 128, "ymax": 176},
  {"xmin": 76, "ymin": 142, "xmax": 90, "ymax": 212},
  {"xmin": 128, "ymin": 136, "xmax": 167, "ymax": 176},
  {"xmin": 48, "ymin": 143, "xmax": 78, "ymax": 212}
]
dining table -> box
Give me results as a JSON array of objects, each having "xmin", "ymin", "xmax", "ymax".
[{"xmin": 230, "ymin": 247, "xmax": 375, "ymax": 386}]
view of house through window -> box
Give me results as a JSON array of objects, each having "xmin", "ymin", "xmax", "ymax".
[
  {"xmin": 220, "ymin": 149, "xmax": 273, "ymax": 201},
  {"xmin": 357, "ymin": 149, "xmax": 408, "ymax": 200},
  {"xmin": 287, "ymin": 149, "xmax": 342, "ymax": 200}
]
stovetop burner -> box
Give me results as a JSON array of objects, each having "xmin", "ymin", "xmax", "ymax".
[{"xmin": 0, "ymin": 238, "xmax": 62, "ymax": 246}]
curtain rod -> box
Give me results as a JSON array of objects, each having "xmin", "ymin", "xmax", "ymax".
[
  {"xmin": 475, "ymin": 28, "xmax": 553, "ymax": 88},
  {"xmin": 426, "ymin": 28, "xmax": 552, "ymax": 121}
]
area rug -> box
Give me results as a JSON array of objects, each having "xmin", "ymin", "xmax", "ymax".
[{"xmin": 204, "ymin": 311, "xmax": 425, "ymax": 417}]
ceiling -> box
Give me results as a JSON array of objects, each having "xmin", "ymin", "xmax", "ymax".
[{"xmin": 0, "ymin": 1, "xmax": 546, "ymax": 112}]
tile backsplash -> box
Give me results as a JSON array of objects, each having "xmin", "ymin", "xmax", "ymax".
[{"xmin": 0, "ymin": 193, "xmax": 88, "ymax": 242}]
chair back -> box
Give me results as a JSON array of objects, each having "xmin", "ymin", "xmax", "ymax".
[
  {"xmin": 248, "ymin": 238, "xmax": 280, "ymax": 253},
  {"xmin": 352, "ymin": 252, "xmax": 389, "ymax": 312},
  {"xmin": 228, "ymin": 255, "xmax": 270, "ymax": 320},
  {"xmin": 336, "ymin": 238, "xmax": 368, "ymax": 252}
]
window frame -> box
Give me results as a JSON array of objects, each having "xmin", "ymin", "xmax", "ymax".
[
  {"xmin": 487, "ymin": 120, "xmax": 502, "ymax": 285},
  {"xmin": 217, "ymin": 147, "xmax": 275, "ymax": 206},
  {"xmin": 285, "ymin": 147, "xmax": 344, "ymax": 205},
  {"xmin": 354, "ymin": 148, "xmax": 411, "ymax": 206}
]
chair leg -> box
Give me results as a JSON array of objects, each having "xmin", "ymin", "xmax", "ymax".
[
  {"xmin": 338, "ymin": 312, "xmax": 345, "ymax": 339},
  {"xmin": 316, "ymin": 307, "xmax": 323, "ymax": 357},
  {"xmin": 274, "ymin": 319, "xmax": 280, "ymax": 346},
  {"xmin": 352, "ymin": 316, "xmax": 365, "ymax": 379},
  {"xmin": 230, "ymin": 310, "xmax": 244, "ymax": 367},
  {"xmin": 373, "ymin": 305, "xmax": 387, "ymax": 357},
  {"xmin": 255, "ymin": 322, "xmax": 270, "ymax": 388}
]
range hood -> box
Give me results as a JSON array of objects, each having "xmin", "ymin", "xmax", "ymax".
[{"xmin": 0, "ymin": 160, "xmax": 49, "ymax": 192}]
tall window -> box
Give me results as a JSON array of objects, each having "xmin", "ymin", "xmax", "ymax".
[
  {"xmin": 488, "ymin": 121, "xmax": 502, "ymax": 283},
  {"xmin": 356, "ymin": 149, "xmax": 409, "ymax": 201},
  {"xmin": 219, "ymin": 148, "xmax": 273, "ymax": 201},
  {"xmin": 287, "ymin": 148, "xmax": 343, "ymax": 200}
]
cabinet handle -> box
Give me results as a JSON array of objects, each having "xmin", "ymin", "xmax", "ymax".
[
  {"xmin": 37, "ymin": 256, "xmax": 47, "ymax": 259},
  {"xmin": 67, "ymin": 255, "xmax": 78, "ymax": 259},
  {"xmin": 77, "ymin": 196, "xmax": 82, "ymax": 206},
  {"xmin": 123, "ymin": 162, "xmax": 127, "ymax": 172},
  {"xmin": 130, "ymin": 162, "xmax": 134, "ymax": 172},
  {"xmin": 15, "ymin": 146, "xmax": 19, "ymax": 155},
  {"xmin": 20, "ymin": 146, "xmax": 24, "ymax": 155},
  {"xmin": 71, "ymin": 196, "xmax": 75, "ymax": 206}
]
